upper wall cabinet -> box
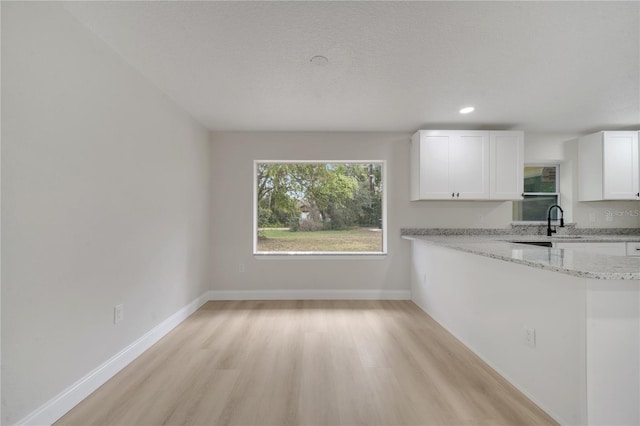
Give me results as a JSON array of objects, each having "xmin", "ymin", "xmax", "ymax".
[
  {"xmin": 410, "ymin": 130, "xmax": 489, "ymax": 200},
  {"xmin": 410, "ymin": 130, "xmax": 524, "ymax": 201},
  {"xmin": 578, "ymin": 131, "xmax": 639, "ymax": 201},
  {"xmin": 489, "ymin": 131, "xmax": 524, "ymax": 200}
]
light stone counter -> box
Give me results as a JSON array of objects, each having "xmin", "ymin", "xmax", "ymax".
[{"xmin": 402, "ymin": 234, "xmax": 640, "ymax": 280}]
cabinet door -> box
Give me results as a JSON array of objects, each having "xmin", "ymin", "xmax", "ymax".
[
  {"xmin": 452, "ymin": 132, "xmax": 490, "ymax": 199},
  {"xmin": 603, "ymin": 132, "xmax": 639, "ymax": 199},
  {"xmin": 553, "ymin": 242, "xmax": 627, "ymax": 256},
  {"xmin": 419, "ymin": 133, "xmax": 453, "ymax": 199},
  {"xmin": 626, "ymin": 242, "xmax": 640, "ymax": 257},
  {"xmin": 490, "ymin": 131, "xmax": 524, "ymax": 200}
]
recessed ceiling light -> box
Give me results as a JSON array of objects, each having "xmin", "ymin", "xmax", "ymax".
[
  {"xmin": 459, "ymin": 106, "xmax": 475, "ymax": 114},
  {"xmin": 310, "ymin": 55, "xmax": 329, "ymax": 67}
]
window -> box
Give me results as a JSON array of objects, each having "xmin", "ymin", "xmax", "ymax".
[
  {"xmin": 513, "ymin": 164, "xmax": 560, "ymax": 221},
  {"xmin": 254, "ymin": 161, "xmax": 386, "ymax": 255}
]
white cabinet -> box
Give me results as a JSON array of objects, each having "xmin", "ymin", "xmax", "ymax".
[
  {"xmin": 578, "ymin": 131, "xmax": 640, "ymax": 201},
  {"xmin": 553, "ymin": 241, "xmax": 640, "ymax": 257},
  {"xmin": 410, "ymin": 130, "xmax": 523, "ymax": 201},
  {"xmin": 490, "ymin": 131, "xmax": 524, "ymax": 200},
  {"xmin": 553, "ymin": 242, "xmax": 627, "ymax": 256},
  {"xmin": 626, "ymin": 242, "xmax": 640, "ymax": 256},
  {"xmin": 410, "ymin": 130, "xmax": 490, "ymax": 200}
]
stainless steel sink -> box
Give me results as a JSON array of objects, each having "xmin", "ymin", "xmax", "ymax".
[{"xmin": 513, "ymin": 241, "xmax": 553, "ymax": 247}]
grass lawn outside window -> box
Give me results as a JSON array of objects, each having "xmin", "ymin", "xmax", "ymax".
[
  {"xmin": 257, "ymin": 227, "xmax": 383, "ymax": 253},
  {"xmin": 253, "ymin": 161, "xmax": 387, "ymax": 255}
]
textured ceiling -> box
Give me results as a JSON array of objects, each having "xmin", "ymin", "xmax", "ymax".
[{"xmin": 64, "ymin": 1, "xmax": 639, "ymax": 133}]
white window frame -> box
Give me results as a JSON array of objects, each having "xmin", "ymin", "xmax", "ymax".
[
  {"xmin": 514, "ymin": 163, "xmax": 561, "ymax": 222},
  {"xmin": 253, "ymin": 160, "xmax": 387, "ymax": 256}
]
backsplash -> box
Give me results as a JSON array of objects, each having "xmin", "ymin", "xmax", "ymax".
[
  {"xmin": 400, "ymin": 228, "xmax": 511, "ymax": 236},
  {"xmin": 401, "ymin": 224, "xmax": 640, "ymax": 236},
  {"xmin": 573, "ymin": 201, "xmax": 640, "ymax": 229},
  {"xmin": 509, "ymin": 223, "xmax": 575, "ymax": 235}
]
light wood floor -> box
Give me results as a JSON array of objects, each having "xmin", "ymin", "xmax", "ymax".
[{"xmin": 56, "ymin": 300, "xmax": 557, "ymax": 426}]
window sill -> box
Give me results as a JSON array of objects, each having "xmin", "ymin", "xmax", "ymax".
[{"xmin": 254, "ymin": 252, "xmax": 387, "ymax": 260}]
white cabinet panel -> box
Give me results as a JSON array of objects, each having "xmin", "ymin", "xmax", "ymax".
[
  {"xmin": 490, "ymin": 131, "xmax": 524, "ymax": 200},
  {"xmin": 453, "ymin": 133, "xmax": 490, "ymax": 199},
  {"xmin": 553, "ymin": 242, "xmax": 627, "ymax": 256},
  {"xmin": 626, "ymin": 242, "xmax": 640, "ymax": 256},
  {"xmin": 419, "ymin": 134, "xmax": 453, "ymax": 199},
  {"xmin": 603, "ymin": 133, "xmax": 639, "ymax": 199},
  {"xmin": 579, "ymin": 131, "xmax": 640, "ymax": 201}
]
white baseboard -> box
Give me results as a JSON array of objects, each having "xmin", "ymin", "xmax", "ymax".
[
  {"xmin": 17, "ymin": 292, "xmax": 210, "ymax": 426},
  {"xmin": 208, "ymin": 289, "xmax": 411, "ymax": 301},
  {"xmin": 16, "ymin": 289, "xmax": 409, "ymax": 426}
]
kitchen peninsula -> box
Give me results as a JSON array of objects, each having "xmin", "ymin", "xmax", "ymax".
[{"xmin": 403, "ymin": 228, "xmax": 640, "ymax": 426}]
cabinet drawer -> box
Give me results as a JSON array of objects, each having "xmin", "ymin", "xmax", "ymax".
[{"xmin": 626, "ymin": 242, "xmax": 640, "ymax": 256}]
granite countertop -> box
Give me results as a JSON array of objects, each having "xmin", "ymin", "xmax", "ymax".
[{"xmin": 402, "ymin": 234, "xmax": 640, "ymax": 280}]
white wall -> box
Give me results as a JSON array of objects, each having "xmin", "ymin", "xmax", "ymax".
[
  {"xmin": 209, "ymin": 132, "xmax": 513, "ymax": 297},
  {"xmin": 525, "ymin": 133, "xmax": 640, "ymax": 228},
  {"xmin": 210, "ymin": 131, "xmax": 639, "ymax": 297},
  {"xmin": 1, "ymin": 3, "xmax": 211, "ymax": 424}
]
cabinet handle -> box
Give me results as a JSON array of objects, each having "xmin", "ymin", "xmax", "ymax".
[
  {"xmin": 452, "ymin": 192, "xmax": 455, "ymax": 198},
  {"xmin": 456, "ymin": 192, "xmax": 460, "ymax": 198}
]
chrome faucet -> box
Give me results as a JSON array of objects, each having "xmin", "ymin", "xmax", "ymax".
[{"xmin": 547, "ymin": 204, "xmax": 564, "ymax": 236}]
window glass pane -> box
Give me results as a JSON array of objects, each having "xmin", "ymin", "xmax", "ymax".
[
  {"xmin": 523, "ymin": 166, "xmax": 557, "ymax": 193},
  {"xmin": 513, "ymin": 195, "xmax": 559, "ymax": 221},
  {"xmin": 256, "ymin": 162, "xmax": 384, "ymax": 253}
]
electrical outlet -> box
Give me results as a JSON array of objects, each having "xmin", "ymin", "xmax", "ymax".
[
  {"xmin": 525, "ymin": 327, "xmax": 536, "ymax": 348},
  {"xmin": 114, "ymin": 304, "xmax": 124, "ymax": 324},
  {"xmin": 589, "ymin": 213, "xmax": 596, "ymax": 223},
  {"xmin": 239, "ymin": 263, "xmax": 245, "ymax": 273}
]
